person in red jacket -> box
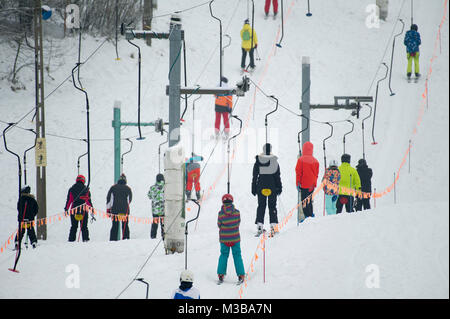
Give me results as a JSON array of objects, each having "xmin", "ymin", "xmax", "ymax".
[{"xmin": 295, "ymin": 141, "xmax": 319, "ymax": 218}]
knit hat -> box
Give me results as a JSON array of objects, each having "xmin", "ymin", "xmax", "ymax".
[
  {"xmin": 21, "ymin": 185, "xmax": 31, "ymax": 194},
  {"xmin": 341, "ymin": 154, "xmax": 351, "ymax": 163},
  {"xmin": 119, "ymin": 173, "xmax": 127, "ymax": 184},
  {"xmin": 411, "ymin": 24, "xmax": 418, "ymax": 31},
  {"xmin": 76, "ymin": 175, "xmax": 86, "ymax": 184},
  {"xmin": 156, "ymin": 173, "xmax": 165, "ymax": 183},
  {"xmin": 358, "ymin": 158, "xmax": 367, "ymax": 166}
]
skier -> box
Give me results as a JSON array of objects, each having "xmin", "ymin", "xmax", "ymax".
[
  {"xmin": 217, "ymin": 194, "xmax": 245, "ymax": 285},
  {"xmin": 64, "ymin": 174, "xmax": 93, "ymax": 242},
  {"xmin": 185, "ymin": 154, "xmax": 203, "ymax": 201},
  {"xmin": 336, "ymin": 154, "xmax": 361, "ymax": 214},
  {"xmin": 355, "ymin": 158, "xmax": 373, "ymax": 211},
  {"xmin": 295, "ymin": 141, "xmax": 319, "ymax": 219},
  {"xmin": 14, "ymin": 185, "xmax": 39, "ymax": 249},
  {"xmin": 172, "ymin": 269, "xmax": 201, "ymax": 299},
  {"xmin": 147, "ymin": 173, "xmax": 165, "ymax": 239},
  {"xmin": 404, "ymin": 24, "xmax": 421, "ymax": 80},
  {"xmin": 321, "ymin": 159, "xmax": 341, "ymax": 215},
  {"xmin": 214, "ymin": 76, "xmax": 233, "ymax": 140},
  {"xmin": 252, "ymin": 143, "xmax": 282, "ymax": 236},
  {"xmin": 106, "ymin": 173, "xmax": 133, "ymax": 241},
  {"xmin": 240, "ymin": 19, "xmax": 258, "ymax": 73},
  {"xmin": 264, "ymin": 0, "xmax": 278, "ymax": 19}
]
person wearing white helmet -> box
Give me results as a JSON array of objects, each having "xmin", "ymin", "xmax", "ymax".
[
  {"xmin": 172, "ymin": 269, "xmax": 200, "ymax": 299},
  {"xmin": 321, "ymin": 158, "xmax": 341, "ymax": 215}
]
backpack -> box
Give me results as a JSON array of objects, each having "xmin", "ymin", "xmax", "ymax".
[{"xmin": 242, "ymin": 30, "xmax": 251, "ymax": 41}]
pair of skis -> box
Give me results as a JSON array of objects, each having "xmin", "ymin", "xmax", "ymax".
[{"xmin": 217, "ymin": 276, "xmax": 245, "ymax": 286}]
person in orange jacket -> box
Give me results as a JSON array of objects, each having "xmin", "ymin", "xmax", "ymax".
[
  {"xmin": 214, "ymin": 76, "xmax": 233, "ymax": 139},
  {"xmin": 295, "ymin": 141, "xmax": 319, "ymax": 218}
]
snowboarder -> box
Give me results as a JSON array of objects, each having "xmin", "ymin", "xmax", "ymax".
[
  {"xmin": 355, "ymin": 158, "xmax": 373, "ymax": 211},
  {"xmin": 264, "ymin": 0, "xmax": 278, "ymax": 19},
  {"xmin": 321, "ymin": 159, "xmax": 341, "ymax": 215},
  {"xmin": 185, "ymin": 154, "xmax": 203, "ymax": 201},
  {"xmin": 214, "ymin": 76, "xmax": 233, "ymax": 140},
  {"xmin": 240, "ymin": 19, "xmax": 258, "ymax": 72},
  {"xmin": 64, "ymin": 174, "xmax": 93, "ymax": 242},
  {"xmin": 295, "ymin": 141, "xmax": 320, "ymax": 219},
  {"xmin": 252, "ymin": 143, "xmax": 282, "ymax": 236},
  {"xmin": 217, "ymin": 194, "xmax": 245, "ymax": 284},
  {"xmin": 14, "ymin": 185, "xmax": 39, "ymax": 249},
  {"xmin": 336, "ymin": 154, "xmax": 361, "ymax": 214},
  {"xmin": 106, "ymin": 173, "xmax": 132, "ymax": 241},
  {"xmin": 172, "ymin": 269, "xmax": 201, "ymax": 299},
  {"xmin": 147, "ymin": 173, "xmax": 165, "ymax": 239},
  {"xmin": 404, "ymin": 24, "xmax": 421, "ymax": 80}
]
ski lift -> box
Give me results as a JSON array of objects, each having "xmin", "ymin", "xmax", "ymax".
[
  {"xmin": 185, "ymin": 199, "xmax": 201, "ymax": 270},
  {"xmin": 227, "ymin": 115, "xmax": 243, "ymax": 194},
  {"xmin": 342, "ymin": 120, "xmax": 354, "ymax": 154},
  {"xmin": 371, "ymin": 63, "xmax": 389, "ymax": 145},
  {"xmin": 120, "ymin": 138, "xmax": 133, "ymax": 174},
  {"xmin": 322, "ymin": 122, "xmax": 334, "ymax": 168},
  {"xmin": 361, "ymin": 104, "xmax": 373, "ymax": 160},
  {"xmin": 297, "ymin": 114, "xmax": 309, "ymax": 156},
  {"xmin": 276, "ymin": 0, "xmax": 285, "ymax": 48},
  {"xmin": 77, "ymin": 139, "xmax": 88, "ymax": 175},
  {"xmin": 265, "ymin": 96, "xmax": 279, "ymax": 146}
]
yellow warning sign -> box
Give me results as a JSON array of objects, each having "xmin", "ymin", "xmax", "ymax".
[{"xmin": 35, "ymin": 137, "xmax": 47, "ymax": 167}]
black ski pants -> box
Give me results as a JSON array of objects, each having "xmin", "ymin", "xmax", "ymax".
[
  {"xmin": 255, "ymin": 192, "xmax": 278, "ymax": 225},
  {"xmin": 300, "ymin": 188, "xmax": 315, "ymax": 218},
  {"xmin": 15, "ymin": 222, "xmax": 37, "ymax": 245},
  {"xmin": 150, "ymin": 217, "xmax": 165, "ymax": 239},
  {"xmin": 241, "ymin": 48, "xmax": 255, "ymax": 68},
  {"xmin": 69, "ymin": 213, "xmax": 89, "ymax": 242},
  {"xmin": 110, "ymin": 214, "xmax": 130, "ymax": 241},
  {"xmin": 355, "ymin": 198, "xmax": 371, "ymax": 211},
  {"xmin": 336, "ymin": 195, "xmax": 354, "ymax": 214}
]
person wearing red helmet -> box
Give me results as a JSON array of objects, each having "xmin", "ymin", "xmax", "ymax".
[
  {"xmin": 64, "ymin": 174, "xmax": 93, "ymax": 242},
  {"xmin": 217, "ymin": 194, "xmax": 245, "ymax": 285}
]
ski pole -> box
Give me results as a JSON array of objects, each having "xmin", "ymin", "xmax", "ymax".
[{"xmin": 263, "ymin": 230, "xmax": 266, "ymax": 283}]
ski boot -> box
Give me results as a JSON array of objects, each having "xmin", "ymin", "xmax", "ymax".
[
  {"xmin": 255, "ymin": 224, "xmax": 264, "ymax": 237},
  {"xmin": 32, "ymin": 242, "xmax": 37, "ymax": 249},
  {"xmin": 273, "ymin": 12, "xmax": 278, "ymax": 20},
  {"xmin": 237, "ymin": 275, "xmax": 245, "ymax": 285},
  {"xmin": 186, "ymin": 191, "xmax": 191, "ymax": 201},
  {"xmin": 217, "ymin": 274, "xmax": 224, "ymax": 285},
  {"xmin": 269, "ymin": 224, "xmax": 279, "ymax": 237},
  {"xmin": 196, "ymin": 191, "xmax": 201, "ymax": 200}
]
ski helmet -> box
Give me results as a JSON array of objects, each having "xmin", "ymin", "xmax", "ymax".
[
  {"xmin": 329, "ymin": 159, "xmax": 338, "ymax": 168},
  {"xmin": 76, "ymin": 175, "xmax": 86, "ymax": 184},
  {"xmin": 180, "ymin": 269, "xmax": 194, "ymax": 283},
  {"xmin": 244, "ymin": 18, "xmax": 250, "ymax": 25},
  {"xmin": 222, "ymin": 194, "xmax": 234, "ymax": 203},
  {"xmin": 341, "ymin": 154, "xmax": 351, "ymax": 164},
  {"xmin": 156, "ymin": 173, "xmax": 165, "ymax": 183}
]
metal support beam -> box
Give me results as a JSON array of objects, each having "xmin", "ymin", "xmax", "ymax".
[{"xmin": 301, "ymin": 56, "xmax": 311, "ymax": 145}]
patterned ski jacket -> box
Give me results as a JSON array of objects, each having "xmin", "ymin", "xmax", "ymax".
[
  {"xmin": 217, "ymin": 203, "xmax": 241, "ymax": 247},
  {"xmin": 322, "ymin": 167, "xmax": 341, "ymax": 196},
  {"xmin": 404, "ymin": 29, "xmax": 421, "ymax": 53},
  {"xmin": 147, "ymin": 181, "xmax": 165, "ymax": 217}
]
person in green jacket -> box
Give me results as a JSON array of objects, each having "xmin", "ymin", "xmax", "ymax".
[
  {"xmin": 147, "ymin": 173, "xmax": 165, "ymax": 239},
  {"xmin": 336, "ymin": 154, "xmax": 361, "ymax": 214}
]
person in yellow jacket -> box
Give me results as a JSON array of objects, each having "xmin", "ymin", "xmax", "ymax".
[
  {"xmin": 240, "ymin": 19, "xmax": 258, "ymax": 71},
  {"xmin": 336, "ymin": 154, "xmax": 361, "ymax": 214}
]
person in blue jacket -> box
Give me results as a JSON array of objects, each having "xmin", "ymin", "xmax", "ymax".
[
  {"xmin": 404, "ymin": 24, "xmax": 421, "ymax": 79},
  {"xmin": 172, "ymin": 270, "xmax": 200, "ymax": 299}
]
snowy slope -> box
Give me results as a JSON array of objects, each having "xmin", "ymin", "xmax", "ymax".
[{"xmin": 0, "ymin": 0, "xmax": 448, "ymax": 299}]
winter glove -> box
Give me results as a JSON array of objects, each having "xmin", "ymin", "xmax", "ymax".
[
  {"xmin": 254, "ymin": 44, "xmax": 258, "ymax": 49},
  {"xmin": 276, "ymin": 188, "xmax": 282, "ymax": 196},
  {"xmin": 251, "ymin": 185, "xmax": 256, "ymax": 196},
  {"xmin": 332, "ymin": 195, "xmax": 338, "ymax": 202}
]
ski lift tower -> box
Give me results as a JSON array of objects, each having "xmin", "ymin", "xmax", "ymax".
[{"xmin": 300, "ymin": 56, "xmax": 373, "ymax": 147}]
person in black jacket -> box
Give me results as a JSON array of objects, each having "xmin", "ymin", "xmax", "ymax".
[
  {"xmin": 107, "ymin": 173, "xmax": 133, "ymax": 241},
  {"xmin": 15, "ymin": 185, "xmax": 39, "ymax": 249},
  {"xmin": 64, "ymin": 174, "xmax": 93, "ymax": 242},
  {"xmin": 355, "ymin": 159, "xmax": 373, "ymax": 211},
  {"xmin": 251, "ymin": 143, "xmax": 282, "ymax": 236}
]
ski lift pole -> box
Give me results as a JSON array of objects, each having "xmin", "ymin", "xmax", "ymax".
[
  {"xmin": 388, "ymin": 19, "xmax": 405, "ymax": 96},
  {"xmin": 23, "ymin": 129, "xmax": 37, "ymax": 185},
  {"xmin": 71, "ymin": 64, "xmax": 91, "ymax": 190},
  {"xmin": 127, "ymin": 36, "xmax": 144, "ymax": 140},
  {"xmin": 185, "ymin": 199, "xmax": 201, "ymax": 270},
  {"xmin": 209, "ymin": 0, "xmax": 223, "ymax": 84},
  {"xmin": 371, "ymin": 63, "xmax": 389, "ymax": 145},
  {"xmin": 343, "ymin": 120, "xmax": 354, "ymax": 154},
  {"xmin": 77, "ymin": 139, "xmax": 88, "ymax": 175},
  {"xmin": 306, "ymin": 0, "xmax": 312, "ymax": 17},
  {"xmin": 227, "ymin": 115, "xmax": 243, "ymax": 194},
  {"xmin": 297, "ymin": 115, "xmax": 309, "ymax": 156},
  {"xmin": 120, "ymin": 138, "xmax": 133, "ymax": 174},
  {"xmin": 192, "ymin": 95, "xmax": 202, "ymax": 156},
  {"xmin": 322, "ymin": 122, "xmax": 333, "ymax": 216},
  {"xmin": 361, "ymin": 104, "xmax": 372, "ymax": 160},
  {"xmin": 276, "ymin": 0, "xmax": 284, "ymax": 48},
  {"xmin": 265, "ymin": 96, "xmax": 279, "ymax": 146},
  {"xmin": 135, "ymin": 278, "xmax": 149, "ymax": 299}
]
